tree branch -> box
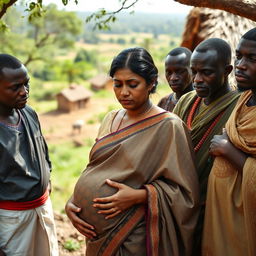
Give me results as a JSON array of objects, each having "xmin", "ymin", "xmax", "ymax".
[
  {"xmin": 0, "ymin": 0, "xmax": 18, "ymax": 19},
  {"xmin": 24, "ymin": 54, "xmax": 44, "ymax": 66},
  {"xmin": 86, "ymin": 0, "xmax": 139, "ymax": 30},
  {"xmin": 174, "ymin": 0, "xmax": 256, "ymax": 22}
]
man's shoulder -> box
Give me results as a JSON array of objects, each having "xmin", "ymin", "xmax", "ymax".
[
  {"xmin": 20, "ymin": 105, "xmax": 39, "ymax": 122},
  {"xmin": 176, "ymin": 91, "xmax": 197, "ymax": 107},
  {"xmin": 22, "ymin": 105, "xmax": 37, "ymax": 115},
  {"xmin": 158, "ymin": 93, "xmax": 173, "ymax": 104}
]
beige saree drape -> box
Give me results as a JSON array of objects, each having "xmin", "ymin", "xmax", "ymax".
[
  {"xmin": 203, "ymin": 90, "xmax": 256, "ymax": 256},
  {"xmin": 73, "ymin": 111, "xmax": 199, "ymax": 256}
]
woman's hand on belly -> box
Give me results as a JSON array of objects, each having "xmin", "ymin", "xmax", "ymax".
[
  {"xmin": 65, "ymin": 195, "xmax": 97, "ymax": 239},
  {"xmin": 93, "ymin": 179, "xmax": 147, "ymax": 220}
]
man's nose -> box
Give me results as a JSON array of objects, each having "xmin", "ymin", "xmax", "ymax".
[
  {"xmin": 193, "ymin": 73, "xmax": 203, "ymax": 83},
  {"xmin": 170, "ymin": 73, "xmax": 179, "ymax": 81},
  {"xmin": 235, "ymin": 57, "xmax": 247, "ymax": 70},
  {"xmin": 19, "ymin": 85, "xmax": 28, "ymax": 95}
]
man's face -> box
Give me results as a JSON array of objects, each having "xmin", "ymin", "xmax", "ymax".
[
  {"xmin": 0, "ymin": 65, "xmax": 30, "ymax": 110},
  {"xmin": 235, "ymin": 38, "xmax": 256, "ymax": 92},
  {"xmin": 165, "ymin": 53, "xmax": 192, "ymax": 94},
  {"xmin": 191, "ymin": 49, "xmax": 226, "ymax": 100}
]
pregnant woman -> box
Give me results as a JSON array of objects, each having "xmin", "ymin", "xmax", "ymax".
[{"xmin": 65, "ymin": 47, "xmax": 199, "ymax": 256}]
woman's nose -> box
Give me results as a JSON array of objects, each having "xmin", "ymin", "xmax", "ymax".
[{"xmin": 121, "ymin": 86, "xmax": 129, "ymax": 96}]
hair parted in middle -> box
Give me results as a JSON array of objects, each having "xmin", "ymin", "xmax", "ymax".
[{"xmin": 109, "ymin": 47, "xmax": 158, "ymax": 93}]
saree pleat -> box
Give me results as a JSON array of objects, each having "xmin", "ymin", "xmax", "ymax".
[{"xmin": 73, "ymin": 111, "xmax": 199, "ymax": 256}]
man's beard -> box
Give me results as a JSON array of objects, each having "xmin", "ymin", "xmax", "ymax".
[{"xmin": 237, "ymin": 85, "xmax": 251, "ymax": 92}]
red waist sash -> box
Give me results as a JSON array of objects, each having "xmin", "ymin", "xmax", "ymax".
[{"xmin": 0, "ymin": 190, "xmax": 49, "ymax": 210}]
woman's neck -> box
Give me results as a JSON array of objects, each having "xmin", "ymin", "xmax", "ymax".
[{"xmin": 126, "ymin": 100, "xmax": 153, "ymax": 119}]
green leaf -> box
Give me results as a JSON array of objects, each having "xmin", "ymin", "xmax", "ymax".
[{"xmin": 62, "ymin": 0, "xmax": 68, "ymax": 5}]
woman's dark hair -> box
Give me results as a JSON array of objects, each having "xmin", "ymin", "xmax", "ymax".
[{"xmin": 109, "ymin": 47, "xmax": 158, "ymax": 93}]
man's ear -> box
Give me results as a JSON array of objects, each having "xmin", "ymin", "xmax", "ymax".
[{"xmin": 225, "ymin": 64, "xmax": 233, "ymax": 76}]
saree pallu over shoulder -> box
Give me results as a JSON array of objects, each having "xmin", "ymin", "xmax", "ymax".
[
  {"xmin": 91, "ymin": 112, "xmax": 172, "ymax": 158},
  {"xmin": 73, "ymin": 111, "xmax": 199, "ymax": 256},
  {"xmin": 203, "ymin": 91, "xmax": 256, "ymax": 256}
]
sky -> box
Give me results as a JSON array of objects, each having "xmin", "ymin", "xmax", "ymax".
[{"xmin": 43, "ymin": 0, "xmax": 192, "ymax": 14}]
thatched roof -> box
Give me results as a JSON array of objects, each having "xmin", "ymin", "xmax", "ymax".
[
  {"xmin": 57, "ymin": 84, "xmax": 92, "ymax": 102},
  {"xmin": 181, "ymin": 7, "xmax": 256, "ymax": 52},
  {"xmin": 89, "ymin": 74, "xmax": 112, "ymax": 88}
]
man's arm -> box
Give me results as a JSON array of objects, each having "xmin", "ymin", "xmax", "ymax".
[{"xmin": 209, "ymin": 131, "xmax": 248, "ymax": 172}]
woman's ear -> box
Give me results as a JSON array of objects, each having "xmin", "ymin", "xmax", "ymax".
[{"xmin": 148, "ymin": 79, "xmax": 157, "ymax": 93}]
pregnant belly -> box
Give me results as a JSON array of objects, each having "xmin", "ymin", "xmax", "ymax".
[{"xmin": 73, "ymin": 170, "xmax": 119, "ymax": 234}]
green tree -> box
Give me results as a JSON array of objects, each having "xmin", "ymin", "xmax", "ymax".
[
  {"xmin": 61, "ymin": 60, "xmax": 93, "ymax": 85},
  {"xmin": 0, "ymin": 4, "xmax": 82, "ymax": 66},
  {"xmin": 74, "ymin": 49, "xmax": 98, "ymax": 65}
]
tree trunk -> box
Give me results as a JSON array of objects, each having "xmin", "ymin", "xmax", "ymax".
[
  {"xmin": 0, "ymin": 0, "xmax": 18, "ymax": 19},
  {"xmin": 174, "ymin": 0, "xmax": 256, "ymax": 21}
]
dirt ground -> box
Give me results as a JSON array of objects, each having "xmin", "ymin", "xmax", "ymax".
[
  {"xmin": 55, "ymin": 212, "xmax": 86, "ymax": 255},
  {"xmin": 39, "ymin": 96, "xmax": 117, "ymax": 145}
]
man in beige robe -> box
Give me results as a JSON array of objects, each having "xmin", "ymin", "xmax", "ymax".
[{"xmin": 203, "ymin": 28, "xmax": 256, "ymax": 256}]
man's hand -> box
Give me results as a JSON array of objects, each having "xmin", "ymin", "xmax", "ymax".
[{"xmin": 209, "ymin": 131, "xmax": 231, "ymax": 157}]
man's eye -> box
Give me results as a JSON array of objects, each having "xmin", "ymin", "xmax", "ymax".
[
  {"xmin": 203, "ymin": 70, "xmax": 213, "ymax": 76},
  {"xmin": 11, "ymin": 85, "xmax": 20, "ymax": 91},
  {"xmin": 235, "ymin": 54, "xmax": 242, "ymax": 60},
  {"xmin": 113, "ymin": 83, "xmax": 121, "ymax": 88},
  {"xmin": 249, "ymin": 56, "xmax": 256, "ymax": 62}
]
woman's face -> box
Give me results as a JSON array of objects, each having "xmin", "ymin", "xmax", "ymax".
[{"xmin": 112, "ymin": 68, "xmax": 153, "ymax": 111}]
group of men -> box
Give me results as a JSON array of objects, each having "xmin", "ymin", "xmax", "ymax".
[
  {"xmin": 0, "ymin": 27, "xmax": 256, "ymax": 256},
  {"xmin": 158, "ymin": 28, "xmax": 256, "ymax": 256}
]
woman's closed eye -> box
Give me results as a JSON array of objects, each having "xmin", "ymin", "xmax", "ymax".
[{"xmin": 129, "ymin": 84, "xmax": 138, "ymax": 88}]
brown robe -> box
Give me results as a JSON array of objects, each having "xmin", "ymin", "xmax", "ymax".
[{"xmin": 203, "ymin": 90, "xmax": 256, "ymax": 256}]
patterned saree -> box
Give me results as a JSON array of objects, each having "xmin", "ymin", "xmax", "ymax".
[{"xmin": 73, "ymin": 111, "xmax": 199, "ymax": 256}]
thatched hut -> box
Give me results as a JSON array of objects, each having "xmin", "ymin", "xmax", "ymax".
[
  {"xmin": 56, "ymin": 84, "xmax": 92, "ymax": 112},
  {"xmin": 89, "ymin": 74, "xmax": 113, "ymax": 91}
]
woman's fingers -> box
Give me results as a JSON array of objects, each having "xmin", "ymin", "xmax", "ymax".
[
  {"xmin": 105, "ymin": 210, "xmax": 122, "ymax": 220},
  {"xmin": 93, "ymin": 202, "xmax": 113, "ymax": 209}
]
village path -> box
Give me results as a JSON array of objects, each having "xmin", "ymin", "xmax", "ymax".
[{"xmin": 39, "ymin": 96, "xmax": 117, "ymax": 144}]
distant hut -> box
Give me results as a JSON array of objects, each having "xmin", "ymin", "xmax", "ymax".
[
  {"xmin": 181, "ymin": 7, "xmax": 256, "ymax": 86},
  {"xmin": 89, "ymin": 74, "xmax": 113, "ymax": 91},
  {"xmin": 56, "ymin": 84, "xmax": 92, "ymax": 112}
]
